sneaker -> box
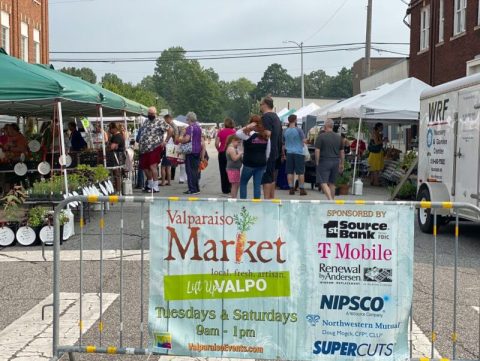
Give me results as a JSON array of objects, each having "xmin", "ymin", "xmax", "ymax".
[
  {"xmin": 289, "ymin": 188, "xmax": 295, "ymax": 195},
  {"xmin": 142, "ymin": 187, "xmax": 152, "ymax": 193},
  {"xmin": 192, "ymin": 191, "xmax": 200, "ymax": 195},
  {"xmin": 300, "ymin": 188, "xmax": 307, "ymax": 196},
  {"xmin": 184, "ymin": 190, "xmax": 200, "ymax": 195}
]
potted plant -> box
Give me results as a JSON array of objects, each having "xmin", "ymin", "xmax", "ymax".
[
  {"xmin": 42, "ymin": 210, "xmax": 69, "ymax": 245},
  {"xmin": 335, "ymin": 162, "xmax": 352, "ymax": 195},
  {"xmin": 0, "ymin": 185, "xmax": 27, "ymax": 245},
  {"xmin": 27, "ymin": 206, "xmax": 48, "ymax": 243}
]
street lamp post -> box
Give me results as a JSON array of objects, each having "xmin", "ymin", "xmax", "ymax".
[{"xmin": 284, "ymin": 40, "xmax": 304, "ymax": 108}]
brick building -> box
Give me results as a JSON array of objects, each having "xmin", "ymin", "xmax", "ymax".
[
  {"xmin": 0, "ymin": 0, "xmax": 48, "ymax": 64},
  {"xmin": 351, "ymin": 57, "xmax": 405, "ymax": 95},
  {"xmin": 408, "ymin": 0, "xmax": 480, "ymax": 85}
]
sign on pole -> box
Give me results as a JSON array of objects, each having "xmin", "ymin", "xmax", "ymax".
[{"xmin": 149, "ymin": 200, "xmax": 414, "ymax": 360}]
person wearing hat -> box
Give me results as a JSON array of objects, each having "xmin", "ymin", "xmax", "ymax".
[{"xmin": 282, "ymin": 114, "xmax": 307, "ymax": 196}]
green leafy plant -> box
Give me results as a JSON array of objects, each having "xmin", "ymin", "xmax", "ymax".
[
  {"xmin": 1, "ymin": 185, "xmax": 27, "ymax": 221},
  {"xmin": 400, "ymin": 150, "xmax": 417, "ymax": 171},
  {"xmin": 46, "ymin": 210, "xmax": 70, "ymax": 226},
  {"xmin": 389, "ymin": 180, "xmax": 417, "ymax": 200},
  {"xmin": 27, "ymin": 206, "xmax": 48, "ymax": 227},
  {"xmin": 335, "ymin": 161, "xmax": 352, "ymax": 186},
  {"xmin": 93, "ymin": 166, "xmax": 109, "ymax": 183}
]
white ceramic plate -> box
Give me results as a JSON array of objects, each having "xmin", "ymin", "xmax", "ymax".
[
  {"xmin": 28, "ymin": 140, "xmax": 41, "ymax": 153},
  {"xmin": 14, "ymin": 162, "xmax": 28, "ymax": 176},
  {"xmin": 16, "ymin": 226, "xmax": 36, "ymax": 246},
  {"xmin": 37, "ymin": 161, "xmax": 51, "ymax": 175},
  {"xmin": 58, "ymin": 154, "xmax": 72, "ymax": 167},
  {"xmin": 39, "ymin": 225, "xmax": 54, "ymax": 245},
  {"xmin": 0, "ymin": 227, "xmax": 15, "ymax": 246}
]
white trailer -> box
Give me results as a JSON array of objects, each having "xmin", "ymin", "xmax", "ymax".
[{"xmin": 417, "ymin": 73, "xmax": 480, "ymax": 232}]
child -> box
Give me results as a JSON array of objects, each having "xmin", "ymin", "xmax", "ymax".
[{"xmin": 225, "ymin": 134, "xmax": 243, "ymax": 198}]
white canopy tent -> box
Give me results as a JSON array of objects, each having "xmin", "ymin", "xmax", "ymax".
[
  {"xmin": 316, "ymin": 77, "xmax": 432, "ymax": 191},
  {"xmin": 291, "ymin": 102, "xmax": 320, "ymax": 124}
]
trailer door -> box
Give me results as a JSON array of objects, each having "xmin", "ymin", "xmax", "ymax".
[{"xmin": 455, "ymin": 89, "xmax": 480, "ymax": 213}]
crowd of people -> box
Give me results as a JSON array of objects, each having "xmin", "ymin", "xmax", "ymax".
[
  {"xmin": 123, "ymin": 97, "xmax": 386, "ymax": 199},
  {"xmin": 0, "ymin": 95, "xmax": 386, "ymax": 199}
]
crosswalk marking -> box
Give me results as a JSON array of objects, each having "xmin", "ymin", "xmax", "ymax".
[
  {"xmin": 0, "ymin": 250, "xmax": 150, "ymax": 262},
  {"xmin": 0, "ymin": 292, "xmax": 118, "ymax": 360},
  {"xmin": 410, "ymin": 319, "xmax": 441, "ymax": 359}
]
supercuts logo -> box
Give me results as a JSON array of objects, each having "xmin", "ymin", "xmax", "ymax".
[
  {"xmin": 313, "ymin": 341, "xmax": 394, "ymax": 356},
  {"xmin": 324, "ymin": 221, "xmax": 387, "ymax": 239}
]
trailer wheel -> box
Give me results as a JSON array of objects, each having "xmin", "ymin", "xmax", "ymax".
[{"xmin": 417, "ymin": 188, "xmax": 434, "ymax": 233}]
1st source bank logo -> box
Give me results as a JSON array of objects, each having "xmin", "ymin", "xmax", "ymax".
[
  {"xmin": 313, "ymin": 341, "xmax": 394, "ymax": 356},
  {"xmin": 324, "ymin": 221, "xmax": 388, "ymax": 240}
]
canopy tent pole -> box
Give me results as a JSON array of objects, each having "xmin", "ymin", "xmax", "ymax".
[
  {"xmin": 56, "ymin": 101, "xmax": 69, "ymax": 196},
  {"xmin": 123, "ymin": 111, "xmax": 128, "ymax": 138},
  {"xmin": 99, "ymin": 106, "xmax": 107, "ymax": 167},
  {"xmin": 352, "ymin": 115, "xmax": 363, "ymax": 194}
]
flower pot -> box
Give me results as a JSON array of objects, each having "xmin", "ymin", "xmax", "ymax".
[{"xmin": 337, "ymin": 184, "xmax": 350, "ymax": 195}]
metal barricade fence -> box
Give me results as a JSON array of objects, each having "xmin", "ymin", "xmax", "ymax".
[{"xmin": 49, "ymin": 196, "xmax": 480, "ymax": 361}]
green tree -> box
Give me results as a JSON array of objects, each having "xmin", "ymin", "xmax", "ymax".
[
  {"xmin": 325, "ymin": 67, "xmax": 353, "ymax": 98},
  {"xmin": 254, "ymin": 63, "xmax": 295, "ymax": 99},
  {"xmin": 60, "ymin": 67, "xmax": 97, "ymax": 84},
  {"xmin": 153, "ymin": 47, "xmax": 223, "ymax": 121},
  {"xmin": 221, "ymin": 77, "xmax": 256, "ymax": 125},
  {"xmin": 101, "ymin": 74, "xmax": 169, "ymax": 110}
]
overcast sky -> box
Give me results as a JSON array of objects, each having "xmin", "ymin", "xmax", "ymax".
[{"xmin": 49, "ymin": 0, "xmax": 411, "ymax": 85}]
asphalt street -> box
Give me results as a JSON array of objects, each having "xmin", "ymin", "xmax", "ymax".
[{"xmin": 0, "ymin": 142, "xmax": 479, "ymax": 360}]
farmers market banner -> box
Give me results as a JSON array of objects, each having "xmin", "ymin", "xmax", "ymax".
[{"xmin": 148, "ymin": 200, "xmax": 414, "ymax": 360}]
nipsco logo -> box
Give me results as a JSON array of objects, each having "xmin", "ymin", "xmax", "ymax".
[
  {"xmin": 324, "ymin": 221, "xmax": 387, "ymax": 240},
  {"xmin": 313, "ymin": 341, "xmax": 394, "ymax": 356},
  {"xmin": 320, "ymin": 295, "xmax": 386, "ymax": 312}
]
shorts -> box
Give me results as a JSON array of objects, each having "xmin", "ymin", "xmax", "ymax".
[
  {"xmin": 161, "ymin": 155, "xmax": 172, "ymax": 167},
  {"xmin": 286, "ymin": 153, "xmax": 305, "ymax": 175},
  {"xmin": 316, "ymin": 158, "xmax": 340, "ymax": 184},
  {"xmin": 139, "ymin": 145, "xmax": 163, "ymax": 170},
  {"xmin": 226, "ymin": 169, "xmax": 241, "ymax": 183},
  {"xmin": 261, "ymin": 157, "xmax": 280, "ymax": 184}
]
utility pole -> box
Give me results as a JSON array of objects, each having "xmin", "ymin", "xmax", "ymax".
[
  {"xmin": 284, "ymin": 40, "xmax": 304, "ymax": 107},
  {"xmin": 364, "ymin": 0, "xmax": 373, "ymax": 78},
  {"xmin": 300, "ymin": 41, "xmax": 304, "ymax": 108}
]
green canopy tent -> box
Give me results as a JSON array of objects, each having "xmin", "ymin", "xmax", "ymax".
[
  {"xmin": 279, "ymin": 108, "xmax": 297, "ymax": 123},
  {"xmin": 0, "ymin": 49, "xmax": 147, "ymax": 192}
]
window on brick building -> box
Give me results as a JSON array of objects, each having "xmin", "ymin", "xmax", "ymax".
[
  {"xmin": 20, "ymin": 22, "xmax": 28, "ymax": 62},
  {"xmin": 439, "ymin": 0, "xmax": 444, "ymax": 42},
  {"xmin": 420, "ymin": 6, "xmax": 430, "ymax": 50},
  {"xmin": 0, "ymin": 11, "xmax": 9, "ymax": 54},
  {"xmin": 33, "ymin": 29, "xmax": 40, "ymax": 63},
  {"xmin": 478, "ymin": 0, "xmax": 480, "ymax": 25},
  {"xmin": 454, "ymin": 0, "xmax": 467, "ymax": 35}
]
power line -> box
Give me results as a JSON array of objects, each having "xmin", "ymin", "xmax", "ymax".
[
  {"xmin": 51, "ymin": 46, "xmax": 369, "ymax": 63},
  {"xmin": 49, "ymin": 42, "xmax": 409, "ymax": 54},
  {"xmin": 303, "ymin": 0, "xmax": 351, "ymax": 43},
  {"xmin": 51, "ymin": 45, "xmax": 408, "ymax": 64}
]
